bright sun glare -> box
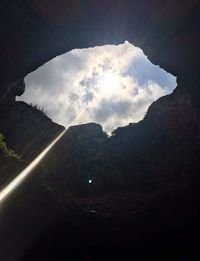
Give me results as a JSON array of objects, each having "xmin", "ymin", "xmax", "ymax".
[
  {"xmin": 100, "ymin": 71, "xmax": 120, "ymax": 94},
  {"xmin": 20, "ymin": 41, "xmax": 177, "ymax": 133}
]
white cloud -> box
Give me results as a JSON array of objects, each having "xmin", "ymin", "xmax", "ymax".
[{"xmin": 18, "ymin": 41, "xmax": 176, "ymax": 133}]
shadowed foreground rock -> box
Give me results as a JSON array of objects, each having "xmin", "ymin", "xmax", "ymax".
[
  {"xmin": 22, "ymin": 88, "xmax": 199, "ymax": 260},
  {"xmin": 0, "ymin": 99, "xmax": 64, "ymax": 187}
]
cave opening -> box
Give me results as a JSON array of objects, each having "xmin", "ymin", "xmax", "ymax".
[{"xmin": 18, "ymin": 41, "xmax": 176, "ymax": 134}]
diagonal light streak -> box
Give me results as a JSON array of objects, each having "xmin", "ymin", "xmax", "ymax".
[{"xmin": 0, "ymin": 130, "xmax": 66, "ymax": 203}]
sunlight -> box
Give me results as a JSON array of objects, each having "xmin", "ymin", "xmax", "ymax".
[
  {"xmin": 100, "ymin": 71, "xmax": 120, "ymax": 95},
  {"xmin": 0, "ymin": 130, "xmax": 66, "ymax": 203},
  {"xmin": 20, "ymin": 41, "xmax": 177, "ymax": 133}
]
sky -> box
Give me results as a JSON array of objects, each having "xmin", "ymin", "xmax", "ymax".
[{"xmin": 18, "ymin": 41, "xmax": 176, "ymax": 133}]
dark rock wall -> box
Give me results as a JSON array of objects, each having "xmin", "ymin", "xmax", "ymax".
[
  {"xmin": 0, "ymin": 100, "xmax": 64, "ymax": 186},
  {"xmin": 0, "ymin": 0, "xmax": 199, "ymax": 206},
  {"xmin": 109, "ymin": 87, "xmax": 200, "ymax": 186},
  {"xmin": 0, "ymin": 2, "xmax": 200, "ymax": 259}
]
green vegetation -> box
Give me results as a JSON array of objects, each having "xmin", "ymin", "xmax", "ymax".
[
  {"xmin": 0, "ymin": 132, "xmax": 21, "ymax": 159},
  {"xmin": 29, "ymin": 103, "xmax": 48, "ymax": 116}
]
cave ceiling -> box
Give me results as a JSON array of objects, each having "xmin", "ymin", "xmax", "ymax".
[{"xmin": 0, "ymin": 0, "xmax": 199, "ymax": 97}]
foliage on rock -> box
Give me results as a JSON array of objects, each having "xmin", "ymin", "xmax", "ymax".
[{"xmin": 0, "ymin": 132, "xmax": 21, "ymax": 159}]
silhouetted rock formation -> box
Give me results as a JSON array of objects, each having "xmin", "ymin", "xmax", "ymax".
[
  {"xmin": 109, "ymin": 88, "xmax": 200, "ymax": 186},
  {"xmin": 0, "ymin": 1, "xmax": 200, "ymax": 260},
  {"xmin": 44, "ymin": 123, "xmax": 123, "ymax": 197},
  {"xmin": 26, "ymin": 88, "xmax": 200, "ymax": 260},
  {"xmin": 0, "ymin": 99, "xmax": 64, "ymax": 186},
  {"xmin": 68, "ymin": 122, "xmax": 107, "ymax": 139},
  {"xmin": 43, "ymin": 87, "xmax": 200, "ymax": 197}
]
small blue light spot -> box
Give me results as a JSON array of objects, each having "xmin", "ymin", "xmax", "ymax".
[{"xmin": 88, "ymin": 179, "xmax": 93, "ymax": 184}]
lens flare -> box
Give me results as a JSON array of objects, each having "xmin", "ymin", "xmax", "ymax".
[{"xmin": 0, "ymin": 130, "xmax": 66, "ymax": 203}]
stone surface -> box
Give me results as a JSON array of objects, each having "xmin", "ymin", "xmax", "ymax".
[{"xmin": 0, "ymin": 100, "xmax": 64, "ymax": 185}]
